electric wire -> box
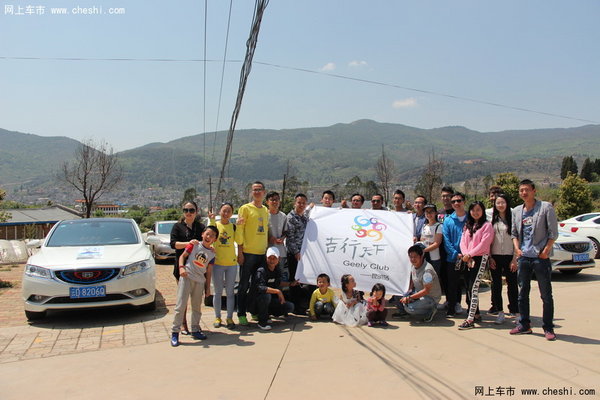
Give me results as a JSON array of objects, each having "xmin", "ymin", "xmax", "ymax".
[
  {"xmin": 1, "ymin": 55, "xmax": 596, "ymax": 125},
  {"xmin": 211, "ymin": 0, "xmax": 234, "ymax": 173},
  {"xmin": 215, "ymin": 0, "xmax": 270, "ymax": 200},
  {"xmin": 202, "ymin": 0, "xmax": 208, "ymax": 175}
]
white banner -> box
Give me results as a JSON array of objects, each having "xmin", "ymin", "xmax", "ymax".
[{"xmin": 296, "ymin": 207, "xmax": 413, "ymax": 296}]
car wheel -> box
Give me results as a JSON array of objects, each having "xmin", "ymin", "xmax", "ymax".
[
  {"xmin": 140, "ymin": 298, "xmax": 156, "ymax": 311},
  {"xmin": 25, "ymin": 310, "xmax": 47, "ymax": 320},
  {"xmin": 589, "ymin": 237, "xmax": 600, "ymax": 259},
  {"xmin": 560, "ymin": 268, "xmax": 582, "ymax": 275}
]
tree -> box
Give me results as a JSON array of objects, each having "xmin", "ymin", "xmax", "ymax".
[
  {"xmin": 594, "ymin": 158, "xmax": 600, "ymax": 175},
  {"xmin": 375, "ymin": 145, "xmax": 396, "ymax": 206},
  {"xmin": 414, "ymin": 150, "xmax": 444, "ymax": 205},
  {"xmin": 364, "ymin": 180, "xmax": 380, "ymax": 198},
  {"xmin": 343, "ymin": 175, "xmax": 364, "ymax": 200},
  {"xmin": 495, "ymin": 172, "xmax": 521, "ymax": 207},
  {"xmin": 560, "ymin": 156, "xmax": 578, "ymax": 180},
  {"xmin": 59, "ymin": 139, "xmax": 123, "ymax": 218},
  {"xmin": 556, "ymin": 173, "xmax": 593, "ymax": 219},
  {"xmin": 580, "ymin": 158, "xmax": 594, "ymax": 182},
  {"xmin": 0, "ymin": 188, "xmax": 11, "ymax": 222},
  {"xmin": 181, "ymin": 188, "xmax": 198, "ymax": 206},
  {"xmin": 281, "ymin": 176, "xmax": 309, "ymax": 213}
]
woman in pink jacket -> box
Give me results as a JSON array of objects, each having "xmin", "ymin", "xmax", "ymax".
[{"xmin": 458, "ymin": 201, "xmax": 494, "ymax": 330}]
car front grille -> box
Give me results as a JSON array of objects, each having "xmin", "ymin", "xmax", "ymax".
[
  {"xmin": 54, "ymin": 268, "xmax": 120, "ymax": 285},
  {"xmin": 46, "ymin": 294, "xmax": 130, "ymax": 304},
  {"xmin": 560, "ymin": 243, "xmax": 590, "ymax": 253}
]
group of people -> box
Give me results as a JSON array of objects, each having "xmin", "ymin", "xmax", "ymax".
[{"xmin": 167, "ymin": 178, "xmax": 559, "ymax": 347}]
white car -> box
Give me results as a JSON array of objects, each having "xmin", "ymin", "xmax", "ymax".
[
  {"xmin": 551, "ymin": 231, "xmax": 596, "ymax": 275},
  {"xmin": 146, "ymin": 220, "xmax": 177, "ymax": 261},
  {"xmin": 559, "ymin": 213, "xmax": 600, "ymax": 259},
  {"xmin": 23, "ymin": 218, "xmax": 159, "ymax": 320}
]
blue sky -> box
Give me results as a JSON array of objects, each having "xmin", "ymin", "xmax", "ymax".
[{"xmin": 1, "ymin": 0, "xmax": 599, "ymax": 151}]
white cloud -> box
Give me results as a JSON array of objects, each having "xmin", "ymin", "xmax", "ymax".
[
  {"xmin": 392, "ymin": 98, "xmax": 417, "ymax": 108},
  {"xmin": 320, "ymin": 62, "xmax": 336, "ymax": 72},
  {"xmin": 348, "ymin": 60, "xmax": 368, "ymax": 67}
]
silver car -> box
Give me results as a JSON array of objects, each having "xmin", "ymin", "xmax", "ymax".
[{"xmin": 147, "ymin": 220, "xmax": 177, "ymax": 261}]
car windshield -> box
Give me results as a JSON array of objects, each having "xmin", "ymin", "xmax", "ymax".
[
  {"xmin": 46, "ymin": 220, "xmax": 139, "ymax": 246},
  {"xmin": 156, "ymin": 222, "xmax": 175, "ymax": 234}
]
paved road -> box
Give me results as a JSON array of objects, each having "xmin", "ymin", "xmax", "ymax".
[{"xmin": 0, "ymin": 261, "xmax": 599, "ymax": 399}]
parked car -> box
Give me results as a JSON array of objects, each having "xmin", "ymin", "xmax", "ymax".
[
  {"xmin": 550, "ymin": 231, "xmax": 596, "ymax": 275},
  {"xmin": 22, "ymin": 218, "xmax": 160, "ymax": 320},
  {"xmin": 146, "ymin": 220, "xmax": 177, "ymax": 261},
  {"xmin": 559, "ymin": 213, "xmax": 600, "ymax": 259}
]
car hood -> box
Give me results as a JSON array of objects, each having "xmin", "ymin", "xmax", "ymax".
[
  {"xmin": 556, "ymin": 232, "xmax": 591, "ymax": 243},
  {"xmin": 27, "ymin": 244, "xmax": 152, "ymax": 270},
  {"xmin": 157, "ymin": 233, "xmax": 171, "ymax": 242}
]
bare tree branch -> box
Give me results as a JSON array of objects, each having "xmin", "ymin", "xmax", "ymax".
[
  {"xmin": 375, "ymin": 144, "xmax": 396, "ymax": 205},
  {"xmin": 58, "ymin": 139, "xmax": 123, "ymax": 218}
]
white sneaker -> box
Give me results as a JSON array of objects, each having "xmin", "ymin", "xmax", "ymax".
[
  {"xmin": 258, "ymin": 323, "xmax": 272, "ymax": 331},
  {"xmin": 494, "ymin": 312, "xmax": 505, "ymax": 325},
  {"xmin": 455, "ymin": 304, "xmax": 464, "ymax": 314}
]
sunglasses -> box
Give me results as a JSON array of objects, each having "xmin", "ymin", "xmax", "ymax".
[
  {"xmin": 451, "ymin": 199, "xmax": 464, "ymax": 204},
  {"xmin": 182, "ymin": 208, "xmax": 196, "ymax": 213}
]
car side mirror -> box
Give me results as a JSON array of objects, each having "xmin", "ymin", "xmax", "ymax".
[{"xmin": 145, "ymin": 236, "xmax": 161, "ymax": 246}]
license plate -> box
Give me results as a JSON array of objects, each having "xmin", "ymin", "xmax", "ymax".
[
  {"xmin": 573, "ymin": 253, "xmax": 590, "ymax": 263},
  {"xmin": 69, "ymin": 286, "xmax": 106, "ymax": 299}
]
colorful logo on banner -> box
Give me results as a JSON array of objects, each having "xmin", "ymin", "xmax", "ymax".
[{"xmin": 351, "ymin": 216, "xmax": 387, "ymax": 241}]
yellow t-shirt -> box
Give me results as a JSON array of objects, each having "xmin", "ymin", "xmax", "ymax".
[
  {"xmin": 309, "ymin": 287, "xmax": 337, "ymax": 316},
  {"xmin": 211, "ymin": 220, "xmax": 243, "ymax": 266},
  {"xmin": 238, "ymin": 202, "xmax": 269, "ymax": 255}
]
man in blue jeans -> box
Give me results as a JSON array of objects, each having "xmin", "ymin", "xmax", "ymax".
[{"xmin": 511, "ymin": 179, "xmax": 558, "ymax": 340}]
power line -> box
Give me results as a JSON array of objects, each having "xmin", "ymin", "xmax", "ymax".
[
  {"xmin": 1, "ymin": 55, "xmax": 597, "ymax": 124},
  {"xmin": 211, "ymin": 0, "xmax": 234, "ymax": 171},
  {"xmin": 253, "ymin": 61, "xmax": 599, "ymax": 125},
  {"xmin": 215, "ymin": 0, "xmax": 270, "ymax": 200},
  {"xmin": 202, "ymin": 0, "xmax": 208, "ymax": 174}
]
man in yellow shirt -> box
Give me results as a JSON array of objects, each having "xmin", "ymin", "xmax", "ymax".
[{"xmin": 236, "ymin": 181, "xmax": 270, "ymax": 326}]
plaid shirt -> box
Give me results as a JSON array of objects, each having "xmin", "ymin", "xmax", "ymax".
[{"xmin": 285, "ymin": 209, "xmax": 308, "ymax": 256}]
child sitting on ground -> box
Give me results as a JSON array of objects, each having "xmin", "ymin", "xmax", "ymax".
[
  {"xmin": 332, "ymin": 274, "xmax": 367, "ymax": 327},
  {"xmin": 170, "ymin": 226, "xmax": 218, "ymax": 347},
  {"xmin": 367, "ymin": 283, "xmax": 389, "ymax": 327},
  {"xmin": 309, "ymin": 273, "xmax": 337, "ymax": 320}
]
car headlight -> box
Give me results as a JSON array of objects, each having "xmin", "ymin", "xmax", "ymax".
[
  {"xmin": 24, "ymin": 264, "xmax": 53, "ymax": 279},
  {"xmin": 121, "ymin": 260, "xmax": 151, "ymax": 277}
]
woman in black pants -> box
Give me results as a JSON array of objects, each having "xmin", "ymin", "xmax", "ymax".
[
  {"xmin": 169, "ymin": 201, "xmax": 205, "ymax": 334},
  {"xmin": 489, "ymin": 194, "xmax": 519, "ymax": 324}
]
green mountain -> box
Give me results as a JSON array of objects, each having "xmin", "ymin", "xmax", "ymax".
[
  {"xmin": 2, "ymin": 121, "xmax": 600, "ymax": 190},
  {"xmin": 0, "ymin": 128, "xmax": 81, "ymax": 185}
]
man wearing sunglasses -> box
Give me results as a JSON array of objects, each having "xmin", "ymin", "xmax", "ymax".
[
  {"xmin": 442, "ymin": 192, "xmax": 467, "ymax": 317},
  {"xmin": 370, "ymin": 194, "xmax": 387, "ymax": 210}
]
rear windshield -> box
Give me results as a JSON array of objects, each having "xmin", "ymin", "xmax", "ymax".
[
  {"xmin": 157, "ymin": 222, "xmax": 176, "ymax": 234},
  {"xmin": 576, "ymin": 214, "xmax": 600, "ymax": 222},
  {"xmin": 47, "ymin": 220, "xmax": 139, "ymax": 247}
]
